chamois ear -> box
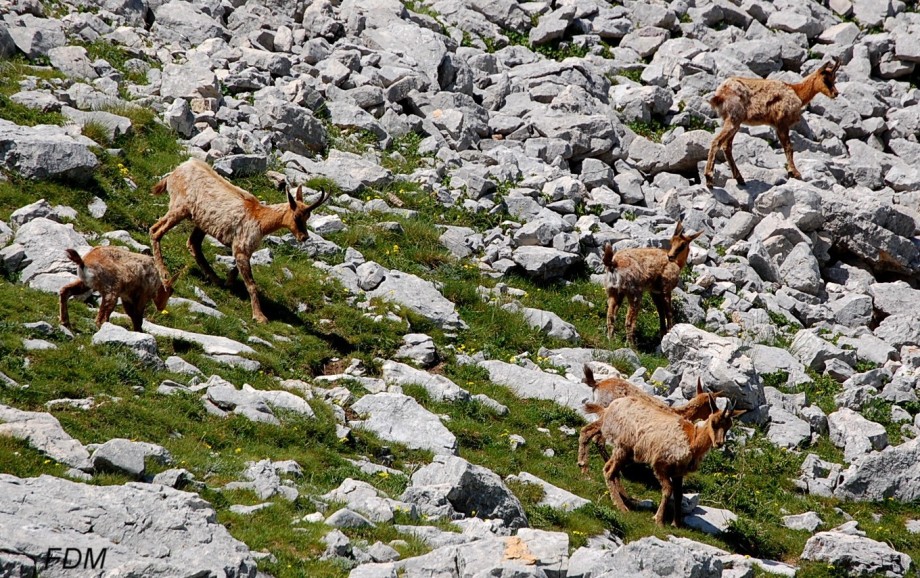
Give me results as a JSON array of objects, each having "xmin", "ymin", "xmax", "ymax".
[
  {"xmin": 673, "ymin": 220, "xmax": 684, "ymax": 237},
  {"xmin": 165, "ymin": 264, "xmax": 188, "ymax": 291},
  {"xmin": 687, "ymin": 229, "xmax": 704, "ymax": 241},
  {"xmin": 287, "ymin": 188, "xmax": 297, "ymax": 210},
  {"xmin": 828, "ymin": 58, "xmax": 840, "ymax": 74},
  {"xmin": 731, "ymin": 409, "xmax": 747, "ymax": 417},
  {"xmin": 583, "ymin": 365, "xmax": 597, "ymax": 389},
  {"xmin": 295, "ymin": 185, "xmax": 304, "ymax": 203},
  {"xmin": 696, "ymin": 377, "xmax": 703, "ymax": 396},
  {"xmin": 602, "ymin": 243, "xmax": 614, "ymax": 269}
]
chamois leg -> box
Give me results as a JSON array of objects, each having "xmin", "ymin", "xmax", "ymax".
[
  {"xmin": 234, "ymin": 249, "xmax": 268, "ymax": 323},
  {"xmin": 59, "ymin": 279, "xmax": 89, "ymax": 328},
  {"xmin": 577, "ymin": 422, "xmax": 599, "ymax": 474},
  {"xmin": 650, "ymin": 292, "xmax": 669, "ymax": 338},
  {"xmin": 662, "ymin": 291, "xmax": 675, "ymax": 332},
  {"xmin": 602, "ymin": 447, "xmax": 631, "ymax": 512},
  {"xmin": 122, "ymin": 299, "xmax": 144, "ymax": 332},
  {"xmin": 606, "ymin": 289, "xmax": 623, "ymax": 339},
  {"xmin": 704, "ymin": 124, "xmax": 731, "ymax": 187},
  {"xmin": 95, "ymin": 294, "xmax": 119, "ymax": 329},
  {"xmin": 150, "ymin": 210, "xmax": 188, "ymax": 280},
  {"xmin": 625, "ymin": 294, "xmax": 641, "ymax": 348},
  {"xmin": 594, "ymin": 432, "xmax": 610, "ymax": 464},
  {"xmin": 722, "ymin": 130, "xmax": 745, "ymax": 186},
  {"xmin": 672, "ymin": 475, "xmax": 684, "ymax": 528},
  {"xmin": 187, "ymin": 227, "xmax": 223, "ymax": 286},
  {"xmin": 652, "ymin": 464, "xmax": 673, "ymax": 527},
  {"xmin": 777, "ymin": 125, "xmax": 800, "ymax": 180},
  {"xmin": 577, "ymin": 422, "xmax": 610, "ymax": 474}
]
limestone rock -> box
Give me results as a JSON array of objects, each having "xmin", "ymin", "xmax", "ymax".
[
  {"xmin": 0, "ymin": 474, "xmax": 258, "ymax": 577},
  {"xmin": 351, "ymin": 392, "xmax": 457, "ymax": 455},
  {"xmin": 408, "ymin": 454, "xmax": 528, "ymax": 529},
  {"xmin": 801, "ymin": 529, "xmax": 911, "ymax": 577}
]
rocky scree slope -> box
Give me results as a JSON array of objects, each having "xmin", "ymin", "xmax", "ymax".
[{"xmin": 2, "ymin": 0, "xmax": 920, "ymax": 576}]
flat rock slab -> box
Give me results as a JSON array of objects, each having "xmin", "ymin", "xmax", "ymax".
[
  {"xmin": 684, "ymin": 506, "xmax": 737, "ymax": 535},
  {"xmin": 381, "ymin": 360, "xmax": 470, "ymax": 402},
  {"xmin": 140, "ymin": 320, "xmax": 256, "ymax": 356},
  {"xmin": 203, "ymin": 376, "xmax": 315, "ymax": 425},
  {"xmin": 478, "ymin": 360, "xmax": 592, "ymax": 415},
  {"xmin": 351, "ymin": 392, "xmax": 457, "ymax": 455},
  {"xmin": 393, "ymin": 529, "xmax": 568, "ymax": 578},
  {"xmin": 0, "ymin": 405, "xmax": 92, "ymax": 471},
  {"xmin": 506, "ymin": 471, "xmax": 590, "ymax": 512},
  {"xmin": 92, "ymin": 322, "xmax": 162, "ymax": 368},
  {"xmin": 0, "ymin": 474, "xmax": 258, "ymax": 577}
]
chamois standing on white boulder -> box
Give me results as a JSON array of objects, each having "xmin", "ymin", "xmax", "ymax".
[
  {"xmin": 577, "ymin": 366, "xmax": 722, "ymax": 474},
  {"xmin": 149, "ymin": 158, "xmax": 328, "ymax": 323},
  {"xmin": 588, "ymin": 396, "xmax": 744, "ymax": 527},
  {"xmin": 704, "ymin": 59, "xmax": 840, "ymax": 187},
  {"xmin": 59, "ymin": 246, "xmax": 178, "ymax": 332},
  {"xmin": 603, "ymin": 221, "xmax": 702, "ymax": 347}
]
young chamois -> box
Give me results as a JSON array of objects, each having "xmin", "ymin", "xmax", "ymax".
[
  {"xmin": 603, "ymin": 221, "xmax": 702, "ymax": 347},
  {"xmin": 149, "ymin": 158, "xmax": 329, "ymax": 323},
  {"xmin": 59, "ymin": 246, "xmax": 179, "ymax": 332},
  {"xmin": 577, "ymin": 366, "xmax": 722, "ymax": 474},
  {"xmin": 704, "ymin": 59, "xmax": 840, "ymax": 187},
  {"xmin": 589, "ymin": 396, "xmax": 744, "ymax": 527}
]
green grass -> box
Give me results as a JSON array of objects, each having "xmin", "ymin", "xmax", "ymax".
[
  {"xmin": 628, "ymin": 119, "xmax": 669, "ymax": 143},
  {"xmin": 78, "ymin": 40, "xmax": 153, "ymax": 85},
  {"xmin": 504, "ymin": 28, "xmax": 590, "ymax": 61},
  {"xmin": 0, "ymin": 56, "xmax": 66, "ymax": 126}
]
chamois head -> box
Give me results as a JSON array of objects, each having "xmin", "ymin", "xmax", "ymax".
[
  {"xmin": 285, "ymin": 185, "xmax": 330, "ymax": 242},
  {"xmin": 154, "ymin": 268, "xmax": 183, "ymax": 312},
  {"xmin": 666, "ymin": 221, "xmax": 703, "ymax": 266},
  {"xmin": 813, "ymin": 59, "xmax": 840, "ymax": 99},
  {"xmin": 683, "ymin": 377, "xmax": 724, "ymax": 422},
  {"xmin": 705, "ymin": 401, "xmax": 745, "ymax": 448}
]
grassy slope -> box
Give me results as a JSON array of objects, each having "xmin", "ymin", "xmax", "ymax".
[{"xmin": 1, "ymin": 56, "xmax": 918, "ymax": 578}]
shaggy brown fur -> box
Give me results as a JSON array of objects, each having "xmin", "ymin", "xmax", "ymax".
[
  {"xmin": 149, "ymin": 158, "xmax": 328, "ymax": 323},
  {"xmin": 60, "ymin": 247, "xmax": 177, "ymax": 332},
  {"xmin": 589, "ymin": 396, "xmax": 744, "ymax": 527},
  {"xmin": 603, "ymin": 221, "xmax": 702, "ymax": 347},
  {"xmin": 577, "ymin": 366, "xmax": 723, "ymax": 474},
  {"xmin": 705, "ymin": 59, "xmax": 840, "ymax": 187}
]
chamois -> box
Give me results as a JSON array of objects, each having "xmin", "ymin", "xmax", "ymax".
[
  {"xmin": 59, "ymin": 246, "xmax": 178, "ymax": 332},
  {"xmin": 577, "ymin": 366, "xmax": 722, "ymax": 474},
  {"xmin": 590, "ymin": 396, "xmax": 743, "ymax": 527},
  {"xmin": 603, "ymin": 221, "xmax": 702, "ymax": 347},
  {"xmin": 149, "ymin": 158, "xmax": 328, "ymax": 323},
  {"xmin": 704, "ymin": 59, "xmax": 840, "ymax": 187}
]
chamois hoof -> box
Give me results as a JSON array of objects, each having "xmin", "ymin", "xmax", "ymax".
[
  {"xmin": 704, "ymin": 174, "xmax": 714, "ymax": 188},
  {"xmin": 253, "ymin": 313, "xmax": 269, "ymax": 324}
]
